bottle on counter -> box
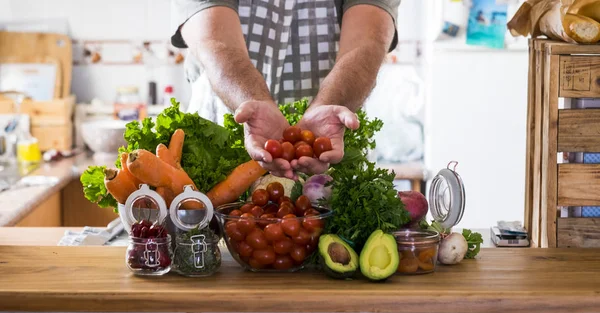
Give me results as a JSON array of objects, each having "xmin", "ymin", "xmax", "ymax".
[{"xmin": 113, "ymin": 86, "xmax": 147, "ymax": 121}]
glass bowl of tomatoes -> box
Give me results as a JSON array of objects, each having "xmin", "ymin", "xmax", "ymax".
[{"xmin": 214, "ymin": 183, "xmax": 332, "ymax": 272}]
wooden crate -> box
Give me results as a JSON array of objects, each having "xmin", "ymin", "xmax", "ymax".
[
  {"xmin": 526, "ymin": 39, "xmax": 600, "ymax": 248},
  {"xmin": 0, "ymin": 95, "xmax": 75, "ymax": 151}
]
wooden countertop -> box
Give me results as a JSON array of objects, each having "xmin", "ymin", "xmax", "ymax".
[{"xmin": 0, "ymin": 245, "xmax": 599, "ymax": 313}]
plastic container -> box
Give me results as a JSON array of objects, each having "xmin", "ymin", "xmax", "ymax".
[
  {"xmin": 215, "ymin": 202, "xmax": 332, "ymax": 272},
  {"xmin": 394, "ymin": 161, "xmax": 465, "ymax": 275},
  {"xmin": 393, "ymin": 229, "xmax": 440, "ymax": 274}
]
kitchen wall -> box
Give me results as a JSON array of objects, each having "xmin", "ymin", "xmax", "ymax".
[{"xmin": 0, "ymin": 0, "xmax": 191, "ymax": 104}]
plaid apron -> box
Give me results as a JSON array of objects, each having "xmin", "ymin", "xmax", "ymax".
[{"xmin": 187, "ymin": 0, "xmax": 341, "ymax": 125}]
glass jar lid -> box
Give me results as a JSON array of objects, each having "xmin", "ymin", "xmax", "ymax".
[
  {"xmin": 429, "ymin": 161, "xmax": 465, "ymax": 229},
  {"xmin": 120, "ymin": 184, "xmax": 168, "ymax": 232},
  {"xmin": 393, "ymin": 229, "xmax": 440, "ymax": 245},
  {"xmin": 169, "ymin": 185, "xmax": 214, "ymax": 231}
]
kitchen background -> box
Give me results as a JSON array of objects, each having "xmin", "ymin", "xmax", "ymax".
[{"xmin": 0, "ymin": 0, "xmax": 528, "ymax": 229}]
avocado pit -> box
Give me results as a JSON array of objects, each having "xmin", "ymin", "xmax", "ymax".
[{"xmin": 328, "ymin": 242, "xmax": 351, "ymax": 265}]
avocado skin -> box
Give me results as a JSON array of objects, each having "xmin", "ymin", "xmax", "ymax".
[
  {"xmin": 359, "ymin": 229, "xmax": 399, "ymax": 281},
  {"xmin": 318, "ymin": 234, "xmax": 359, "ymax": 280}
]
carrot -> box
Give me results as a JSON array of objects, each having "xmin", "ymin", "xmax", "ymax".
[
  {"xmin": 168, "ymin": 129, "xmax": 185, "ymax": 165},
  {"xmin": 127, "ymin": 149, "xmax": 196, "ymax": 195},
  {"xmin": 207, "ymin": 160, "xmax": 267, "ymax": 208},
  {"xmin": 104, "ymin": 168, "xmax": 138, "ymax": 205},
  {"xmin": 120, "ymin": 153, "xmax": 142, "ymax": 187},
  {"xmin": 156, "ymin": 143, "xmax": 178, "ymax": 168}
]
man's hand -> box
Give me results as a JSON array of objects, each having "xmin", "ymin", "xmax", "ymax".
[
  {"xmin": 291, "ymin": 104, "xmax": 359, "ymax": 174},
  {"xmin": 234, "ymin": 100, "xmax": 295, "ymax": 179}
]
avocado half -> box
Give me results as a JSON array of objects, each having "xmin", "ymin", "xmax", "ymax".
[
  {"xmin": 359, "ymin": 230, "xmax": 399, "ymax": 281},
  {"xmin": 318, "ymin": 234, "xmax": 359, "ymax": 279}
]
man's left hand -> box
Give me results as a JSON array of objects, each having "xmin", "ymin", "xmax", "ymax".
[{"xmin": 292, "ymin": 104, "xmax": 359, "ymax": 174}]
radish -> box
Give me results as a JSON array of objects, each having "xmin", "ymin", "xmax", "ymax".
[
  {"xmin": 398, "ymin": 191, "xmax": 428, "ymax": 224},
  {"xmin": 437, "ymin": 232, "xmax": 468, "ymax": 265}
]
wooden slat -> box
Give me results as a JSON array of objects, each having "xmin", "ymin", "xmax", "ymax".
[
  {"xmin": 525, "ymin": 41, "xmax": 536, "ymax": 247},
  {"xmin": 541, "ymin": 50, "xmax": 560, "ymax": 248},
  {"xmin": 557, "ymin": 164, "xmax": 600, "ymax": 206},
  {"xmin": 558, "ymin": 218, "xmax": 600, "ymax": 248},
  {"xmin": 3, "ymin": 247, "xmax": 600, "ymax": 312},
  {"xmin": 558, "ymin": 109, "xmax": 600, "ymax": 152},
  {"xmin": 547, "ymin": 41, "xmax": 600, "ymax": 55},
  {"xmin": 559, "ymin": 56, "xmax": 600, "ymax": 98}
]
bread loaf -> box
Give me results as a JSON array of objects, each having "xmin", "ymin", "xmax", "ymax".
[{"xmin": 563, "ymin": 13, "xmax": 600, "ymax": 43}]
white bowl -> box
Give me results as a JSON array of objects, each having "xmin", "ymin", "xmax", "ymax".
[{"xmin": 80, "ymin": 119, "xmax": 128, "ymax": 156}]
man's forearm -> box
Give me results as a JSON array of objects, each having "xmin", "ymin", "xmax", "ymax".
[
  {"xmin": 312, "ymin": 5, "xmax": 395, "ymax": 112},
  {"xmin": 182, "ymin": 7, "xmax": 272, "ymax": 111}
]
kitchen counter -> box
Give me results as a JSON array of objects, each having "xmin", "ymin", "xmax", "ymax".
[
  {"xmin": 0, "ymin": 153, "xmax": 111, "ymax": 226},
  {"xmin": 0, "ymin": 244, "xmax": 598, "ymax": 313}
]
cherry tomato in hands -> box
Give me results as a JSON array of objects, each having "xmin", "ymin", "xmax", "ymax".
[
  {"xmin": 300, "ymin": 130, "xmax": 316, "ymax": 146},
  {"xmin": 283, "ymin": 126, "xmax": 302, "ymax": 143},
  {"xmin": 264, "ymin": 139, "xmax": 283, "ymax": 159},
  {"xmin": 313, "ymin": 137, "xmax": 333, "ymax": 158},
  {"xmin": 280, "ymin": 142, "xmax": 295, "ymax": 161},
  {"xmin": 295, "ymin": 145, "xmax": 313, "ymax": 159}
]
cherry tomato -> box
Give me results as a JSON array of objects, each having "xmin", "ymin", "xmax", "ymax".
[
  {"xmin": 240, "ymin": 255, "xmax": 250, "ymax": 263},
  {"xmin": 300, "ymin": 130, "xmax": 316, "ymax": 146},
  {"xmin": 250, "ymin": 206, "xmax": 264, "ymax": 218},
  {"xmin": 264, "ymin": 223, "xmax": 285, "ymax": 242},
  {"xmin": 237, "ymin": 241, "xmax": 254, "ymax": 257},
  {"xmin": 398, "ymin": 257, "xmax": 419, "ymax": 273},
  {"xmin": 294, "ymin": 140, "xmax": 309, "ymax": 149},
  {"xmin": 295, "ymin": 195, "xmax": 311, "ymax": 216},
  {"xmin": 306, "ymin": 242, "xmax": 317, "ymax": 254},
  {"xmin": 240, "ymin": 203, "xmax": 254, "ymax": 214},
  {"xmin": 281, "ymin": 218, "xmax": 301, "ymax": 237},
  {"xmin": 276, "ymin": 205, "xmax": 295, "ymax": 218},
  {"xmin": 280, "ymin": 142, "xmax": 295, "ymax": 161},
  {"xmin": 229, "ymin": 209, "xmax": 243, "ymax": 217},
  {"xmin": 290, "ymin": 245, "xmax": 307, "ymax": 263},
  {"xmin": 266, "ymin": 182, "xmax": 285, "ymax": 202},
  {"xmin": 237, "ymin": 213, "xmax": 256, "ymax": 234},
  {"xmin": 258, "ymin": 213, "xmax": 276, "ymax": 228},
  {"xmin": 246, "ymin": 229, "xmax": 268, "ymax": 250},
  {"xmin": 313, "ymin": 137, "xmax": 333, "ymax": 158},
  {"xmin": 273, "ymin": 255, "xmax": 294, "ymax": 270},
  {"xmin": 263, "ymin": 203, "xmax": 279, "ymax": 215},
  {"xmin": 252, "ymin": 189, "xmax": 269, "ymax": 206},
  {"xmin": 302, "ymin": 218, "xmax": 324, "ymax": 233},
  {"xmin": 248, "ymin": 257, "xmax": 266, "ymax": 269},
  {"xmin": 273, "ymin": 237, "xmax": 294, "ymax": 254},
  {"xmin": 304, "ymin": 208, "xmax": 320, "ymax": 217},
  {"xmin": 283, "ymin": 126, "xmax": 302, "ymax": 143},
  {"xmin": 292, "ymin": 228, "xmax": 311, "ymax": 245},
  {"xmin": 277, "ymin": 196, "xmax": 292, "ymax": 205},
  {"xmin": 252, "ymin": 247, "xmax": 276, "ymax": 265},
  {"xmin": 295, "ymin": 144, "xmax": 313, "ymax": 159},
  {"xmin": 226, "ymin": 222, "xmax": 246, "ymax": 241},
  {"xmin": 282, "ymin": 214, "xmax": 297, "ymax": 219},
  {"xmin": 264, "ymin": 139, "xmax": 283, "ymax": 159}
]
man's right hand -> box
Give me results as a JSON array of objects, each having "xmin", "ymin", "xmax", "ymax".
[{"xmin": 234, "ymin": 100, "xmax": 294, "ymax": 179}]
